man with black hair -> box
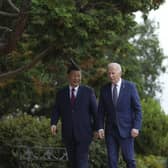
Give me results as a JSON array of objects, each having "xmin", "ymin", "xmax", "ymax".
[{"xmin": 51, "ymin": 65, "xmax": 98, "ymax": 168}]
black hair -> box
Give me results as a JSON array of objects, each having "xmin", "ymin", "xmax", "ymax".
[{"xmin": 67, "ymin": 65, "xmax": 81, "ymax": 74}]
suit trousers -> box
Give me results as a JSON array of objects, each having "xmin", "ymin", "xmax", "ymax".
[
  {"xmin": 105, "ymin": 127, "xmax": 136, "ymax": 168},
  {"xmin": 65, "ymin": 140, "xmax": 90, "ymax": 168}
]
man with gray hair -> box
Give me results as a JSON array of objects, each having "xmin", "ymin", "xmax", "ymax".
[{"xmin": 98, "ymin": 62, "xmax": 142, "ymax": 168}]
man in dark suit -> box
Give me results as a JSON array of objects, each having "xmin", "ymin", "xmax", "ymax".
[
  {"xmin": 98, "ymin": 62, "xmax": 142, "ymax": 168},
  {"xmin": 51, "ymin": 65, "xmax": 98, "ymax": 168}
]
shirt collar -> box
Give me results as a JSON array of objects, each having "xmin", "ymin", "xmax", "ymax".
[{"xmin": 69, "ymin": 85, "xmax": 79, "ymax": 91}]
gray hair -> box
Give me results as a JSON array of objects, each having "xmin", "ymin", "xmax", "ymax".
[{"xmin": 107, "ymin": 62, "xmax": 122, "ymax": 73}]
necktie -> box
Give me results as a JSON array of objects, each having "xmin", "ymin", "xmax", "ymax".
[
  {"xmin": 112, "ymin": 84, "xmax": 117, "ymax": 106},
  {"xmin": 71, "ymin": 88, "xmax": 75, "ymax": 106}
]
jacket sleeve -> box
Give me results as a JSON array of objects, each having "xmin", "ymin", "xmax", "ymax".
[
  {"xmin": 131, "ymin": 83, "xmax": 142, "ymax": 130},
  {"xmin": 89, "ymin": 88, "xmax": 98, "ymax": 131},
  {"xmin": 98, "ymin": 88, "xmax": 105, "ymax": 130},
  {"xmin": 50, "ymin": 92, "xmax": 61, "ymax": 126}
]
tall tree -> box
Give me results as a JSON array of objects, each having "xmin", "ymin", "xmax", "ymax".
[{"xmin": 0, "ymin": 0, "xmax": 166, "ymax": 116}]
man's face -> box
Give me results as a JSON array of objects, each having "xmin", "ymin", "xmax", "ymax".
[
  {"xmin": 107, "ymin": 66, "xmax": 121, "ymax": 84},
  {"xmin": 68, "ymin": 70, "xmax": 81, "ymax": 87}
]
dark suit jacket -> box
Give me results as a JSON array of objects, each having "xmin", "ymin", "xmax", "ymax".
[
  {"xmin": 98, "ymin": 79, "xmax": 142, "ymax": 138},
  {"xmin": 51, "ymin": 85, "xmax": 98, "ymax": 143}
]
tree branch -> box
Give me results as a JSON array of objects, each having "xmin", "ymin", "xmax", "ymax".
[
  {"xmin": 0, "ymin": 47, "xmax": 52, "ymax": 81},
  {"xmin": 7, "ymin": 0, "xmax": 20, "ymax": 13},
  {"xmin": 0, "ymin": 0, "xmax": 3, "ymax": 8},
  {"xmin": 0, "ymin": 26, "xmax": 12, "ymax": 44},
  {"xmin": 75, "ymin": 1, "xmax": 118, "ymax": 12},
  {"xmin": 5, "ymin": 0, "xmax": 32, "ymax": 54},
  {"xmin": 0, "ymin": 11, "xmax": 18, "ymax": 17},
  {"xmin": 0, "ymin": 26, "xmax": 12, "ymax": 32}
]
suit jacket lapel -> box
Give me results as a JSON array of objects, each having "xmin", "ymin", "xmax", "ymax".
[
  {"xmin": 106, "ymin": 83, "xmax": 113, "ymax": 105},
  {"xmin": 75, "ymin": 86, "xmax": 82, "ymax": 105},
  {"xmin": 117, "ymin": 80, "xmax": 125, "ymax": 105},
  {"xmin": 65, "ymin": 86, "xmax": 71, "ymax": 106}
]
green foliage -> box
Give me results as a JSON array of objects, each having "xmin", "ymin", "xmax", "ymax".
[
  {"xmin": 135, "ymin": 97, "xmax": 168, "ymax": 156},
  {"xmin": 90, "ymin": 140, "xmax": 108, "ymax": 168},
  {"xmin": 0, "ymin": 114, "xmax": 63, "ymax": 167},
  {"xmin": 137, "ymin": 155, "xmax": 167, "ymax": 168},
  {"xmin": 0, "ymin": 0, "xmax": 166, "ymax": 124},
  {"xmin": 0, "ymin": 113, "xmax": 167, "ymax": 167},
  {"xmin": 131, "ymin": 19, "xmax": 166, "ymax": 97},
  {"xmin": 1, "ymin": 1, "xmax": 168, "ymax": 167},
  {"xmin": 0, "ymin": 114, "xmax": 62, "ymax": 147}
]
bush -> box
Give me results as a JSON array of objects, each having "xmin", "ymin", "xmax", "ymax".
[
  {"xmin": 137, "ymin": 155, "xmax": 167, "ymax": 168},
  {"xmin": 135, "ymin": 98, "xmax": 168, "ymax": 156},
  {"xmin": 0, "ymin": 113, "xmax": 167, "ymax": 168},
  {"xmin": 0, "ymin": 114, "xmax": 63, "ymax": 168}
]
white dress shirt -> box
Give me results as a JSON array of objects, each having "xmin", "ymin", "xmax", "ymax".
[
  {"xmin": 69, "ymin": 85, "xmax": 79, "ymax": 98},
  {"xmin": 111, "ymin": 78, "xmax": 122, "ymax": 99}
]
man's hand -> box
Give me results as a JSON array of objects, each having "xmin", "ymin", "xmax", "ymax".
[
  {"xmin": 98, "ymin": 129, "xmax": 105, "ymax": 139},
  {"xmin": 131, "ymin": 128, "xmax": 139, "ymax": 138},
  {"xmin": 51, "ymin": 125, "xmax": 57, "ymax": 135}
]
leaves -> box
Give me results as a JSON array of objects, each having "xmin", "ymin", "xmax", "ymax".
[{"xmin": 0, "ymin": 0, "xmax": 166, "ymax": 116}]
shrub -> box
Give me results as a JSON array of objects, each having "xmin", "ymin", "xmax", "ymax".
[{"xmin": 0, "ymin": 113, "xmax": 167, "ymax": 168}]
